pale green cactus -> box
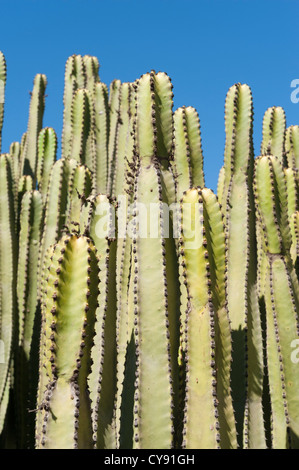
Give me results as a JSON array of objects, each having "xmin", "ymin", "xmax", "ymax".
[
  {"xmin": 0, "ymin": 154, "xmax": 17, "ymax": 434},
  {"xmin": 285, "ymin": 126, "xmax": 299, "ymax": 170},
  {"xmin": 36, "ymin": 127, "xmax": 57, "ymax": 201},
  {"xmin": 172, "ymin": 106, "xmax": 205, "ymax": 200},
  {"xmin": 38, "ymin": 158, "xmax": 78, "ymax": 290},
  {"xmin": 61, "ymin": 54, "xmax": 100, "ymax": 160},
  {"xmin": 81, "ymin": 194, "xmax": 118, "ymax": 449},
  {"xmin": 219, "ymin": 83, "xmax": 266, "ymax": 448},
  {"xmin": 261, "ymin": 107, "xmax": 286, "ymax": 163},
  {"xmin": 254, "ymin": 154, "xmax": 299, "ymax": 448},
  {"xmin": 179, "ymin": 187, "xmax": 237, "ymax": 449},
  {"xmin": 0, "ymin": 52, "xmax": 6, "ymax": 153},
  {"xmin": 15, "ymin": 190, "xmax": 43, "ymax": 448},
  {"xmin": 35, "ymin": 234, "xmax": 99, "ymax": 449}
]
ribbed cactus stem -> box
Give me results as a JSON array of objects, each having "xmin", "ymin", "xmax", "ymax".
[
  {"xmin": 254, "ymin": 154, "xmax": 299, "ymax": 448},
  {"xmin": 285, "ymin": 126, "xmax": 299, "ymax": 170},
  {"xmin": 61, "ymin": 54, "xmax": 100, "ymax": 160},
  {"xmin": 16, "ymin": 190, "xmax": 43, "ymax": 447},
  {"xmin": 264, "ymin": 256, "xmax": 299, "ymax": 448},
  {"xmin": 172, "ymin": 106, "xmax": 205, "ymax": 199},
  {"xmin": 110, "ymin": 82, "xmax": 134, "ymax": 199},
  {"xmin": 107, "ymin": 80, "xmax": 122, "ymax": 195},
  {"xmin": 93, "ymin": 82, "xmax": 109, "ymax": 194},
  {"xmin": 220, "ymin": 83, "xmax": 266, "ymax": 448},
  {"xmin": 0, "ymin": 155, "xmax": 17, "ymax": 433},
  {"xmin": 131, "ymin": 162, "xmax": 174, "ymax": 449},
  {"xmin": 83, "ymin": 194, "xmax": 118, "ymax": 449},
  {"xmin": 0, "ymin": 52, "xmax": 6, "ymax": 153},
  {"xmin": 21, "ymin": 74, "xmax": 47, "ymax": 183},
  {"xmin": 38, "ymin": 158, "xmax": 78, "ymax": 292},
  {"xmin": 261, "ymin": 107, "xmax": 286, "ymax": 163},
  {"xmin": 69, "ymin": 88, "xmax": 94, "ymax": 165},
  {"xmin": 35, "ymin": 235, "xmax": 99, "ymax": 449},
  {"xmin": 66, "ymin": 165, "xmax": 92, "ymax": 229},
  {"xmin": 179, "ymin": 187, "xmax": 237, "ymax": 449}
]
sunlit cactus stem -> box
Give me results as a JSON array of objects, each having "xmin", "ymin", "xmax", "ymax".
[
  {"xmin": 0, "ymin": 52, "xmax": 6, "ymax": 152},
  {"xmin": 21, "ymin": 74, "xmax": 47, "ymax": 184},
  {"xmin": 0, "ymin": 154, "xmax": 17, "ymax": 434},
  {"xmin": 254, "ymin": 154, "xmax": 299, "ymax": 448},
  {"xmin": 219, "ymin": 83, "xmax": 265, "ymax": 448},
  {"xmin": 35, "ymin": 235, "xmax": 99, "ymax": 449},
  {"xmin": 15, "ymin": 190, "xmax": 43, "ymax": 448}
]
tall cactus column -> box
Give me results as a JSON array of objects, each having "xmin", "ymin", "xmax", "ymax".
[
  {"xmin": 35, "ymin": 235, "xmax": 99, "ymax": 449},
  {"xmin": 0, "ymin": 155, "xmax": 17, "ymax": 434},
  {"xmin": 218, "ymin": 83, "xmax": 266, "ymax": 448},
  {"xmin": 21, "ymin": 74, "xmax": 47, "ymax": 184},
  {"xmin": 15, "ymin": 190, "xmax": 43, "ymax": 448},
  {"xmin": 179, "ymin": 187, "xmax": 237, "ymax": 449},
  {"xmin": 254, "ymin": 155, "xmax": 299, "ymax": 448},
  {"xmin": 125, "ymin": 71, "xmax": 181, "ymax": 449}
]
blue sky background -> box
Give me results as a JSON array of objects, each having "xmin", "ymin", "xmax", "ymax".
[{"xmin": 0, "ymin": 0, "xmax": 298, "ymax": 192}]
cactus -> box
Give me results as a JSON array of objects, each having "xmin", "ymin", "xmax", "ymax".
[
  {"xmin": 285, "ymin": 126, "xmax": 299, "ymax": 170},
  {"xmin": 82, "ymin": 194, "xmax": 118, "ymax": 449},
  {"xmin": 179, "ymin": 187, "xmax": 237, "ymax": 449},
  {"xmin": 15, "ymin": 190, "xmax": 43, "ymax": 447},
  {"xmin": 21, "ymin": 75, "xmax": 47, "ymax": 183},
  {"xmin": 0, "ymin": 50, "xmax": 299, "ymax": 450},
  {"xmin": 261, "ymin": 107, "xmax": 286, "ymax": 163},
  {"xmin": 38, "ymin": 157, "xmax": 78, "ymax": 288},
  {"xmin": 0, "ymin": 154, "xmax": 17, "ymax": 434},
  {"xmin": 219, "ymin": 83, "xmax": 266, "ymax": 448},
  {"xmin": 0, "ymin": 52, "xmax": 6, "ymax": 153},
  {"xmin": 35, "ymin": 234, "xmax": 99, "ymax": 449},
  {"xmin": 254, "ymin": 154, "xmax": 299, "ymax": 448},
  {"xmin": 172, "ymin": 106, "xmax": 205, "ymax": 200},
  {"xmin": 36, "ymin": 127, "xmax": 57, "ymax": 201}
]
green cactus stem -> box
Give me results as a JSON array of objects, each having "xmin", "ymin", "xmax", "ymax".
[
  {"xmin": 110, "ymin": 82, "xmax": 134, "ymax": 199},
  {"xmin": 80, "ymin": 194, "xmax": 118, "ymax": 449},
  {"xmin": 66, "ymin": 165, "xmax": 92, "ymax": 229},
  {"xmin": 179, "ymin": 187, "xmax": 237, "ymax": 449},
  {"xmin": 21, "ymin": 74, "xmax": 47, "ymax": 183},
  {"xmin": 93, "ymin": 82, "xmax": 109, "ymax": 194},
  {"xmin": 35, "ymin": 234, "xmax": 99, "ymax": 449},
  {"xmin": 15, "ymin": 190, "xmax": 43, "ymax": 447},
  {"xmin": 285, "ymin": 126, "xmax": 299, "ymax": 170},
  {"xmin": 254, "ymin": 154, "xmax": 299, "ymax": 448},
  {"xmin": 122, "ymin": 70, "xmax": 181, "ymax": 449},
  {"xmin": 61, "ymin": 54, "xmax": 100, "ymax": 160},
  {"xmin": 261, "ymin": 107, "xmax": 286, "ymax": 163},
  {"xmin": 0, "ymin": 155, "xmax": 17, "ymax": 434},
  {"xmin": 220, "ymin": 83, "xmax": 266, "ymax": 448},
  {"xmin": 38, "ymin": 158, "xmax": 78, "ymax": 293},
  {"xmin": 172, "ymin": 106, "xmax": 205, "ymax": 199},
  {"xmin": 0, "ymin": 52, "xmax": 6, "ymax": 153}
]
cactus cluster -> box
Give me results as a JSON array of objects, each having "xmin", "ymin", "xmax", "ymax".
[{"xmin": 0, "ymin": 51, "xmax": 299, "ymax": 449}]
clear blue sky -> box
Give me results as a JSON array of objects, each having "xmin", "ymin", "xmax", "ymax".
[{"xmin": 1, "ymin": 0, "xmax": 298, "ymax": 192}]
